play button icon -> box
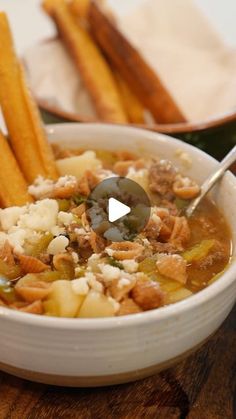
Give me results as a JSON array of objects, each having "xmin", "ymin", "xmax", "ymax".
[
  {"xmin": 86, "ymin": 177, "xmax": 151, "ymax": 242},
  {"xmin": 108, "ymin": 198, "xmax": 131, "ymax": 222}
]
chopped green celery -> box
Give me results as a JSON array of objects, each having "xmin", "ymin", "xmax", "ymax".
[
  {"xmin": 139, "ymin": 257, "xmax": 183, "ymax": 292},
  {"xmin": 149, "ymin": 272, "xmax": 181, "ymax": 292},
  {"xmin": 0, "ymin": 259, "xmax": 21, "ymax": 280},
  {"xmin": 57, "ymin": 199, "xmax": 70, "ymax": 212},
  {"xmin": 73, "ymin": 195, "xmax": 86, "ymax": 206},
  {"xmin": 72, "ymin": 215, "xmax": 82, "ymax": 225},
  {"xmin": 182, "ymin": 239, "xmax": 216, "ymax": 263},
  {"xmin": 0, "ymin": 277, "xmax": 16, "ymax": 303},
  {"xmin": 30, "ymin": 233, "xmax": 54, "ymax": 257},
  {"xmin": 34, "ymin": 271, "xmax": 63, "ymax": 282},
  {"xmin": 107, "ymin": 257, "xmax": 124, "ymax": 270},
  {"xmin": 75, "ymin": 267, "xmax": 86, "ymax": 278},
  {"xmin": 165, "ymin": 287, "xmax": 193, "ymax": 304},
  {"xmin": 175, "ymin": 198, "xmax": 189, "ymax": 211},
  {"xmin": 138, "ymin": 257, "xmax": 157, "ymax": 274}
]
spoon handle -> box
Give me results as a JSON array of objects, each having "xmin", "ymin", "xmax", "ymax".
[{"xmin": 186, "ymin": 144, "xmax": 236, "ymax": 218}]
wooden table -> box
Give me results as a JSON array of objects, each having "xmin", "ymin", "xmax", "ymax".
[{"xmin": 0, "ymin": 304, "xmax": 235, "ymax": 419}]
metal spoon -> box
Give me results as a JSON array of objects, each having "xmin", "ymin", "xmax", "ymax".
[{"xmin": 186, "ymin": 144, "xmax": 236, "ymax": 218}]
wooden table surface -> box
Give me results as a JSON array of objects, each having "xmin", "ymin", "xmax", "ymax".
[{"xmin": 0, "ymin": 304, "xmax": 235, "ymax": 419}]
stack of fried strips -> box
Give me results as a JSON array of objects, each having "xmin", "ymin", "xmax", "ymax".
[
  {"xmin": 43, "ymin": 0, "xmax": 186, "ymax": 125},
  {"xmin": 0, "ymin": 12, "xmax": 58, "ymax": 207}
]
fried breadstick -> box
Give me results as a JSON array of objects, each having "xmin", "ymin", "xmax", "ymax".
[
  {"xmin": 69, "ymin": 0, "xmax": 91, "ymax": 20},
  {"xmin": 0, "ymin": 131, "xmax": 33, "ymax": 207},
  {"xmin": 89, "ymin": 2, "xmax": 187, "ymax": 124},
  {"xmin": 0, "ymin": 12, "xmax": 58, "ymax": 183},
  {"xmin": 114, "ymin": 72, "xmax": 145, "ymax": 124},
  {"xmin": 69, "ymin": 0, "xmax": 144, "ymax": 123},
  {"xmin": 43, "ymin": 0, "xmax": 128, "ymax": 124}
]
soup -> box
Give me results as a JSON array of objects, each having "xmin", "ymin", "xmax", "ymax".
[{"xmin": 0, "ymin": 147, "xmax": 231, "ymax": 317}]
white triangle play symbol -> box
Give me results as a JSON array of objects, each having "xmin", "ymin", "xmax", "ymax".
[{"xmin": 108, "ymin": 198, "xmax": 131, "ymax": 223}]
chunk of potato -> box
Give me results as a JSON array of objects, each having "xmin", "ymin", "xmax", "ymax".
[
  {"xmin": 56, "ymin": 151, "xmax": 102, "ymax": 180},
  {"xmin": 44, "ymin": 280, "xmax": 84, "ymax": 317},
  {"xmin": 78, "ymin": 291, "xmax": 116, "ymax": 318}
]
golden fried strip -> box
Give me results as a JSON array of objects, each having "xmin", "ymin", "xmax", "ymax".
[
  {"xmin": 43, "ymin": 0, "xmax": 128, "ymax": 123},
  {"xmin": 69, "ymin": 0, "xmax": 91, "ymax": 20},
  {"xmin": 89, "ymin": 2, "xmax": 187, "ymax": 124},
  {"xmin": 114, "ymin": 71, "xmax": 145, "ymax": 124},
  {"xmin": 0, "ymin": 131, "xmax": 33, "ymax": 207},
  {"xmin": 0, "ymin": 12, "xmax": 58, "ymax": 183}
]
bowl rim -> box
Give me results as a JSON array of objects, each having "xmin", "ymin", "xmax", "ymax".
[{"xmin": 0, "ymin": 122, "xmax": 235, "ymax": 330}]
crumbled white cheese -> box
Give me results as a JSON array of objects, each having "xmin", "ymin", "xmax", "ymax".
[
  {"xmin": 152, "ymin": 213, "xmax": 162, "ymax": 226},
  {"xmin": 71, "ymin": 251, "xmax": 79, "ymax": 264},
  {"xmin": 58, "ymin": 211, "xmax": 74, "ymax": 226},
  {"xmin": 19, "ymin": 199, "xmax": 59, "ymax": 232},
  {"xmin": 75, "ymin": 266, "xmax": 85, "ymax": 278},
  {"xmin": 86, "ymin": 272, "xmax": 103, "ymax": 293},
  {"xmin": 0, "ymin": 232, "xmax": 7, "ymax": 247},
  {"xmin": 98, "ymin": 263, "xmax": 121, "ymax": 282},
  {"xmin": 55, "ymin": 175, "xmax": 77, "ymax": 188},
  {"xmin": 0, "ymin": 206, "xmax": 26, "ymax": 231},
  {"xmin": 105, "ymin": 247, "xmax": 114, "ymax": 257},
  {"xmin": 72, "ymin": 277, "xmax": 89, "ymax": 295},
  {"xmin": 7, "ymin": 228, "xmax": 27, "ymax": 254},
  {"xmin": 142, "ymin": 238, "xmax": 151, "ymax": 246},
  {"xmin": 51, "ymin": 226, "xmax": 66, "ymax": 237},
  {"xmin": 97, "ymin": 169, "xmax": 118, "ymax": 180},
  {"xmin": 121, "ymin": 260, "xmax": 138, "ymax": 273},
  {"xmin": 75, "ymin": 228, "xmax": 86, "ymax": 235},
  {"xmin": 28, "ymin": 176, "xmax": 54, "ymax": 199},
  {"xmin": 118, "ymin": 277, "xmax": 131, "ymax": 289},
  {"xmin": 47, "ymin": 235, "xmax": 69, "ymax": 255},
  {"xmin": 108, "ymin": 296, "xmax": 120, "ymax": 313}
]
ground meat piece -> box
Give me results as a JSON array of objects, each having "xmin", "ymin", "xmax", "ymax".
[
  {"xmin": 149, "ymin": 160, "xmax": 177, "ymax": 197},
  {"xmin": 156, "ymin": 254, "xmax": 187, "ymax": 284},
  {"xmin": 131, "ymin": 277, "xmax": 165, "ymax": 310},
  {"xmin": 77, "ymin": 236, "xmax": 93, "ymax": 259},
  {"xmin": 89, "ymin": 231, "xmax": 106, "ymax": 254},
  {"xmin": 150, "ymin": 241, "xmax": 180, "ymax": 254},
  {"xmin": 78, "ymin": 171, "xmax": 99, "ymax": 196},
  {"xmin": 160, "ymin": 199, "xmax": 179, "ymax": 216},
  {"xmin": 144, "ymin": 215, "xmax": 162, "ymax": 240},
  {"xmin": 117, "ymin": 298, "xmax": 142, "ymax": 315},
  {"xmin": 198, "ymin": 241, "xmax": 229, "ymax": 269}
]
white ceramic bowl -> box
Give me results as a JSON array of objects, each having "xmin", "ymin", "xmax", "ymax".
[{"xmin": 0, "ymin": 123, "xmax": 235, "ymax": 387}]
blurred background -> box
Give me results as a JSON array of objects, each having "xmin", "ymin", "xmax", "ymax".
[{"xmin": 0, "ymin": 0, "xmax": 236, "ymax": 159}]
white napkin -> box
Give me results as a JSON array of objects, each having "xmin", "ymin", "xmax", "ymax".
[{"xmin": 24, "ymin": 0, "xmax": 236, "ymax": 122}]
